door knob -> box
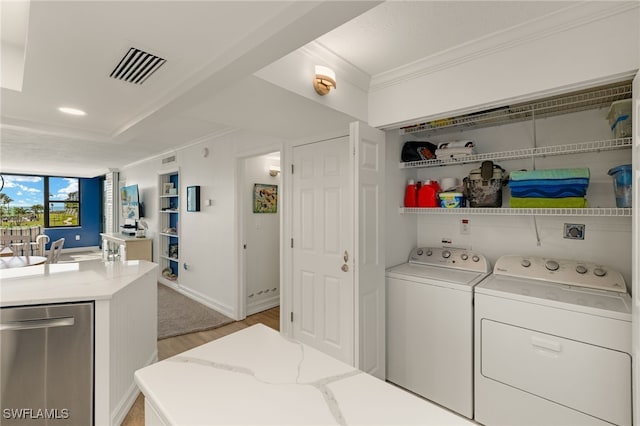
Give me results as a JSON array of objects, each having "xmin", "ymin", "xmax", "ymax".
[{"xmin": 341, "ymin": 264, "xmax": 349, "ymax": 272}]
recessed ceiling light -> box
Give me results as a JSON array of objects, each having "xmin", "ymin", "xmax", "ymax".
[{"xmin": 58, "ymin": 107, "xmax": 87, "ymax": 116}]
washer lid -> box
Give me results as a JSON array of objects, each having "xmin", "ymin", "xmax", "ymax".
[
  {"xmin": 476, "ymin": 274, "xmax": 632, "ymax": 320},
  {"xmin": 386, "ymin": 262, "xmax": 489, "ymax": 289}
]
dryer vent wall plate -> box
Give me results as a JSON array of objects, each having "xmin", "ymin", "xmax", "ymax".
[{"xmin": 564, "ymin": 223, "xmax": 585, "ymax": 240}]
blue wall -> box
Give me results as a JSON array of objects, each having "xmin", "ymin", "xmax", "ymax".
[{"xmin": 45, "ymin": 177, "xmax": 101, "ymax": 249}]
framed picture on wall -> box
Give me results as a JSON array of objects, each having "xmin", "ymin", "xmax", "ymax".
[
  {"xmin": 253, "ymin": 183, "xmax": 277, "ymax": 213},
  {"xmin": 163, "ymin": 183, "xmax": 174, "ymax": 195},
  {"xmin": 187, "ymin": 185, "xmax": 200, "ymax": 212}
]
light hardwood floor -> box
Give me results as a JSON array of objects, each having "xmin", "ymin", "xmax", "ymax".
[{"xmin": 121, "ymin": 306, "xmax": 280, "ymax": 426}]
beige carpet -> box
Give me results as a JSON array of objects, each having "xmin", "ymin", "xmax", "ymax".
[{"xmin": 157, "ymin": 283, "xmax": 234, "ymax": 340}]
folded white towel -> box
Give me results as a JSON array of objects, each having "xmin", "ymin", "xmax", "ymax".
[
  {"xmin": 435, "ymin": 147, "xmax": 475, "ymax": 159},
  {"xmin": 437, "ymin": 140, "xmax": 475, "ymax": 149}
]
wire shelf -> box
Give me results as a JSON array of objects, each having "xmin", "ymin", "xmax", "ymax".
[
  {"xmin": 400, "ymin": 82, "xmax": 632, "ymax": 136},
  {"xmin": 399, "ymin": 207, "xmax": 632, "ymax": 217},
  {"xmin": 399, "ymin": 138, "xmax": 632, "ymax": 169}
]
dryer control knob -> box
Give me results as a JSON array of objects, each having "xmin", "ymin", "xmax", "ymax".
[
  {"xmin": 593, "ymin": 267, "xmax": 607, "ymax": 277},
  {"xmin": 461, "ymin": 254, "xmax": 468, "ymax": 260},
  {"xmin": 426, "ymin": 250, "xmax": 432, "ymax": 256},
  {"xmin": 472, "ymin": 255, "xmax": 480, "ymax": 262},
  {"xmin": 442, "ymin": 250, "xmax": 451, "ymax": 259},
  {"xmin": 521, "ymin": 259, "xmax": 531, "ymax": 268},
  {"xmin": 417, "ymin": 249, "xmax": 424, "ymax": 256},
  {"xmin": 576, "ymin": 265, "xmax": 588, "ymax": 274},
  {"xmin": 545, "ymin": 260, "xmax": 560, "ymax": 271}
]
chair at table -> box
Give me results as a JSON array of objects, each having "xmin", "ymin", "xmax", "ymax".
[
  {"xmin": 0, "ymin": 235, "xmax": 31, "ymax": 262},
  {"xmin": 0, "ymin": 226, "xmax": 48, "ymax": 256},
  {"xmin": 30, "ymin": 234, "xmax": 50, "ymax": 257},
  {"xmin": 47, "ymin": 238, "xmax": 65, "ymax": 264}
]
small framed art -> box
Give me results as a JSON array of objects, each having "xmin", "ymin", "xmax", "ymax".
[{"xmin": 253, "ymin": 184, "xmax": 277, "ymax": 213}]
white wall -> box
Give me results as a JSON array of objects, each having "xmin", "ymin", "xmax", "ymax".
[
  {"xmin": 243, "ymin": 153, "xmax": 281, "ymax": 315},
  {"xmin": 120, "ymin": 130, "xmax": 284, "ymax": 320},
  {"xmin": 369, "ymin": 3, "xmax": 640, "ymax": 129}
]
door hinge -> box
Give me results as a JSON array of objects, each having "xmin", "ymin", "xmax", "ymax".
[
  {"xmin": 291, "ymin": 238, "xmax": 294, "ymax": 248},
  {"xmin": 291, "ymin": 164, "xmax": 294, "ymax": 174},
  {"xmin": 290, "ymin": 312, "xmax": 294, "ymax": 322}
]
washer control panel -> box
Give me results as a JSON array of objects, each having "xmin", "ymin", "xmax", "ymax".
[
  {"xmin": 494, "ymin": 255, "xmax": 626, "ymax": 293},
  {"xmin": 408, "ymin": 247, "xmax": 490, "ymax": 273}
]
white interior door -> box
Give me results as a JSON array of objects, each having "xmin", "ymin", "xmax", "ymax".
[
  {"xmin": 351, "ymin": 121, "xmax": 386, "ymax": 378},
  {"xmin": 631, "ymin": 70, "xmax": 639, "ymax": 426},
  {"xmin": 292, "ymin": 136, "xmax": 354, "ymax": 364}
]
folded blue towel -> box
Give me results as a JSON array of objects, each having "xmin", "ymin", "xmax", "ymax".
[
  {"xmin": 510, "ymin": 185, "xmax": 588, "ymax": 198},
  {"xmin": 510, "ymin": 168, "xmax": 590, "ymax": 181},
  {"xmin": 509, "ymin": 178, "xmax": 589, "ymax": 188},
  {"xmin": 509, "ymin": 177, "xmax": 589, "ymax": 198}
]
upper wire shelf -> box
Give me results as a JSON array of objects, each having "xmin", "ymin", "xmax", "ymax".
[
  {"xmin": 399, "ymin": 207, "xmax": 632, "ymax": 217},
  {"xmin": 400, "ymin": 82, "xmax": 632, "ymax": 136},
  {"xmin": 399, "ymin": 137, "xmax": 632, "ymax": 169}
]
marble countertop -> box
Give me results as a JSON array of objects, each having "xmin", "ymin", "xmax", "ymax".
[
  {"xmin": 135, "ymin": 324, "xmax": 472, "ymax": 425},
  {"xmin": 0, "ymin": 259, "xmax": 157, "ymax": 307}
]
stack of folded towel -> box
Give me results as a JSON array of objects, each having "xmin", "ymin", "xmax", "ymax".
[
  {"xmin": 435, "ymin": 140, "xmax": 476, "ymax": 160},
  {"xmin": 509, "ymin": 168, "xmax": 590, "ymax": 208}
]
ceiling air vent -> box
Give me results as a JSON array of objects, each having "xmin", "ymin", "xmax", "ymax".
[
  {"xmin": 162, "ymin": 155, "xmax": 176, "ymax": 165},
  {"xmin": 110, "ymin": 47, "xmax": 166, "ymax": 85}
]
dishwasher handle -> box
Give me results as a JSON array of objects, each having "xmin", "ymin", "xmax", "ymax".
[{"xmin": 0, "ymin": 316, "xmax": 75, "ymax": 331}]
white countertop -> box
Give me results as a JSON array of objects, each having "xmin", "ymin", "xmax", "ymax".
[
  {"xmin": 135, "ymin": 324, "xmax": 472, "ymax": 426},
  {"xmin": 0, "ymin": 259, "xmax": 157, "ymax": 307},
  {"xmin": 101, "ymin": 232, "xmax": 151, "ymax": 242}
]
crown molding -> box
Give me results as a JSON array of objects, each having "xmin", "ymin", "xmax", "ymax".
[
  {"xmin": 0, "ymin": 116, "xmax": 112, "ymax": 143},
  {"xmin": 298, "ymin": 41, "xmax": 371, "ymax": 92},
  {"xmin": 370, "ymin": 2, "xmax": 639, "ymax": 92},
  {"xmin": 181, "ymin": 126, "xmax": 238, "ymax": 148}
]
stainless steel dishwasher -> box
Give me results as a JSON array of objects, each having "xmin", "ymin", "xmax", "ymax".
[{"xmin": 1, "ymin": 302, "xmax": 93, "ymax": 425}]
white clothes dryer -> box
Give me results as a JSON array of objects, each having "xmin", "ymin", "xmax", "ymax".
[
  {"xmin": 386, "ymin": 247, "xmax": 491, "ymax": 419},
  {"xmin": 474, "ymin": 255, "xmax": 632, "ymax": 426}
]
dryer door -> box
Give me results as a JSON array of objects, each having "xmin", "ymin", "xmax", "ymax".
[{"xmin": 480, "ymin": 319, "xmax": 632, "ymax": 425}]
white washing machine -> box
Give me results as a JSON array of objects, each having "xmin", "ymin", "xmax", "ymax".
[
  {"xmin": 386, "ymin": 247, "xmax": 491, "ymax": 419},
  {"xmin": 474, "ymin": 255, "xmax": 632, "ymax": 426}
]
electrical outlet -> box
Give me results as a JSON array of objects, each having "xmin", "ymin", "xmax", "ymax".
[
  {"xmin": 75, "ymin": 235, "xmax": 80, "ymax": 241},
  {"xmin": 460, "ymin": 219, "xmax": 470, "ymax": 235},
  {"xmin": 564, "ymin": 223, "xmax": 585, "ymax": 240}
]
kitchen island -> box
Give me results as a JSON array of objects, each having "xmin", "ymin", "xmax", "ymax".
[
  {"xmin": 136, "ymin": 324, "xmax": 472, "ymax": 425},
  {"xmin": 1, "ymin": 259, "xmax": 158, "ymax": 426}
]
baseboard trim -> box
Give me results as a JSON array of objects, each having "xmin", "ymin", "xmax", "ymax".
[
  {"xmin": 111, "ymin": 350, "xmax": 157, "ymax": 426},
  {"xmin": 158, "ymin": 282, "xmax": 236, "ymax": 320},
  {"xmin": 247, "ymin": 295, "xmax": 280, "ymax": 316}
]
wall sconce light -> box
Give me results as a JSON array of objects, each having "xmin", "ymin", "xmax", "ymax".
[
  {"xmin": 269, "ymin": 165, "xmax": 281, "ymax": 177},
  {"xmin": 313, "ymin": 65, "xmax": 336, "ymax": 96}
]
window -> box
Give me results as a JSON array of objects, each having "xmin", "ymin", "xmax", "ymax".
[
  {"xmin": 0, "ymin": 174, "xmax": 81, "ymax": 228},
  {"xmin": 46, "ymin": 177, "xmax": 80, "ymax": 227}
]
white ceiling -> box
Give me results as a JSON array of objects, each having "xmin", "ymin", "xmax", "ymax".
[{"xmin": 1, "ymin": 0, "xmax": 580, "ymax": 178}]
